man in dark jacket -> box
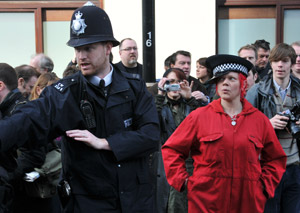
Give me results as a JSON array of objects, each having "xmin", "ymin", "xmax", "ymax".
[
  {"xmin": 0, "ymin": 3, "xmax": 159, "ymax": 213},
  {"xmin": 0, "ymin": 63, "xmax": 27, "ymax": 212},
  {"xmin": 0, "ymin": 63, "xmax": 46, "ymax": 213},
  {"xmin": 115, "ymin": 38, "xmax": 143, "ymax": 79}
]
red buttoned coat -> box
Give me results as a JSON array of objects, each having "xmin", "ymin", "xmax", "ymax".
[{"xmin": 162, "ymin": 99, "xmax": 286, "ymax": 213}]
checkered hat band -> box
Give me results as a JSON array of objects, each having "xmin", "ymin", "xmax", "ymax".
[{"xmin": 213, "ymin": 63, "xmax": 248, "ymax": 76}]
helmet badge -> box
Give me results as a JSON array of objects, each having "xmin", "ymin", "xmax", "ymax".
[{"xmin": 71, "ymin": 11, "xmax": 87, "ymax": 36}]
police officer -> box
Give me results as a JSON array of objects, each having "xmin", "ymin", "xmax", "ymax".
[{"xmin": 0, "ymin": 2, "xmax": 159, "ymax": 213}]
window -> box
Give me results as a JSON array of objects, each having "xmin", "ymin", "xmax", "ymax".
[
  {"xmin": 0, "ymin": 12, "xmax": 36, "ymax": 67},
  {"xmin": 43, "ymin": 10, "xmax": 75, "ymax": 77},
  {"xmin": 283, "ymin": 9, "xmax": 300, "ymax": 44},
  {"xmin": 218, "ymin": 7, "xmax": 276, "ymax": 55},
  {"xmin": 217, "ymin": 0, "xmax": 300, "ymax": 53},
  {"xmin": 0, "ymin": 1, "xmax": 101, "ymax": 77}
]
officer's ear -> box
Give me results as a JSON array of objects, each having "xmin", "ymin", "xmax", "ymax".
[{"xmin": 105, "ymin": 42, "xmax": 113, "ymax": 56}]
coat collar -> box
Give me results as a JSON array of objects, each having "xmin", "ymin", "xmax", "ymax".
[
  {"xmin": 87, "ymin": 65, "xmax": 113, "ymax": 87},
  {"xmin": 79, "ymin": 65, "xmax": 131, "ymax": 95},
  {"xmin": 109, "ymin": 65, "xmax": 131, "ymax": 94},
  {"xmin": 0, "ymin": 89, "xmax": 26, "ymax": 117},
  {"xmin": 210, "ymin": 98, "xmax": 257, "ymax": 116},
  {"xmin": 258, "ymin": 74, "xmax": 300, "ymax": 97}
]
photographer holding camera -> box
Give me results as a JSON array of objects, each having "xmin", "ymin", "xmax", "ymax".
[
  {"xmin": 246, "ymin": 43, "xmax": 300, "ymax": 213},
  {"xmin": 152, "ymin": 68, "xmax": 198, "ymax": 213}
]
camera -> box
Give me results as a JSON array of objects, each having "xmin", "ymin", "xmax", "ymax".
[
  {"xmin": 163, "ymin": 80, "xmax": 180, "ymax": 92},
  {"xmin": 277, "ymin": 102, "xmax": 300, "ymax": 139}
]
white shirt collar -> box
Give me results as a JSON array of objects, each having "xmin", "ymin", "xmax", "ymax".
[
  {"xmin": 88, "ymin": 65, "xmax": 113, "ymax": 87},
  {"xmin": 273, "ymin": 78, "xmax": 291, "ymax": 92}
]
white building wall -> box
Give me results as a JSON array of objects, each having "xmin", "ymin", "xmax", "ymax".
[{"xmin": 104, "ymin": 0, "xmax": 216, "ymax": 80}]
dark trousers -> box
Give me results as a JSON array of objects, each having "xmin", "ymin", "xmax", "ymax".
[
  {"xmin": 264, "ymin": 163, "xmax": 300, "ymax": 213},
  {"xmin": 63, "ymin": 194, "xmax": 122, "ymax": 213},
  {"xmin": 12, "ymin": 185, "xmax": 61, "ymax": 213}
]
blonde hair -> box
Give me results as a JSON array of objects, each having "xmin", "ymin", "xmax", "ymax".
[{"xmin": 30, "ymin": 72, "xmax": 60, "ymax": 100}]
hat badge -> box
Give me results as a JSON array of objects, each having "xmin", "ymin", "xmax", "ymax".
[{"xmin": 71, "ymin": 11, "xmax": 87, "ymax": 36}]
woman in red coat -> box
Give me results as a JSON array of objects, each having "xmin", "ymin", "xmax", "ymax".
[{"xmin": 161, "ymin": 54, "xmax": 287, "ymax": 213}]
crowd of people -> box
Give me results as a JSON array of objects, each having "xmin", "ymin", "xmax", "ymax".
[{"xmin": 0, "ymin": 2, "xmax": 299, "ymax": 213}]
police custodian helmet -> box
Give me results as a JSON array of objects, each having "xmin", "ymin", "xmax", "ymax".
[
  {"xmin": 67, "ymin": 1, "xmax": 119, "ymax": 48},
  {"xmin": 206, "ymin": 54, "xmax": 253, "ymax": 84}
]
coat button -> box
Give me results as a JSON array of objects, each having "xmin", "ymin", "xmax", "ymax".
[{"xmin": 117, "ymin": 164, "xmax": 121, "ymax": 168}]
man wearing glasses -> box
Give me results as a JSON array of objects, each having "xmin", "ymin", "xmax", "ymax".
[{"xmin": 116, "ymin": 38, "xmax": 143, "ymax": 79}]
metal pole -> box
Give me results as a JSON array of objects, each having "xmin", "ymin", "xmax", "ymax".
[{"xmin": 142, "ymin": 0, "xmax": 156, "ymax": 83}]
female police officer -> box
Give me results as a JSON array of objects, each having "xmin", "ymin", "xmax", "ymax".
[{"xmin": 0, "ymin": 2, "xmax": 159, "ymax": 213}]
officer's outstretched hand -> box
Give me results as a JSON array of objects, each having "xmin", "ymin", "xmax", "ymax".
[{"xmin": 66, "ymin": 129, "xmax": 111, "ymax": 150}]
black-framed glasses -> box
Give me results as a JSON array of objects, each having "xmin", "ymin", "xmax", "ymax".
[{"xmin": 120, "ymin": 47, "xmax": 138, "ymax": 51}]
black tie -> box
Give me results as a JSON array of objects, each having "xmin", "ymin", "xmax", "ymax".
[
  {"xmin": 99, "ymin": 79, "xmax": 107, "ymax": 97},
  {"xmin": 99, "ymin": 79, "xmax": 105, "ymax": 88}
]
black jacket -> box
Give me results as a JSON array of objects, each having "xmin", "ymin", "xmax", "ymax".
[
  {"xmin": 115, "ymin": 61, "xmax": 143, "ymax": 79},
  {"xmin": 0, "ymin": 89, "xmax": 26, "ymax": 175},
  {"xmin": 0, "ymin": 89, "xmax": 27, "ymax": 212},
  {"xmin": 188, "ymin": 75, "xmax": 207, "ymax": 95},
  {"xmin": 0, "ymin": 67, "xmax": 160, "ymax": 212},
  {"xmin": 0, "ymin": 90, "xmax": 46, "ymax": 182}
]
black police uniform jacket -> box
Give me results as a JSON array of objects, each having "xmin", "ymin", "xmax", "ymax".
[{"xmin": 0, "ymin": 67, "xmax": 160, "ymax": 212}]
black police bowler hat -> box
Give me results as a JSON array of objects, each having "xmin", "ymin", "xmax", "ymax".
[
  {"xmin": 206, "ymin": 54, "xmax": 253, "ymax": 84},
  {"xmin": 67, "ymin": 2, "xmax": 119, "ymax": 47}
]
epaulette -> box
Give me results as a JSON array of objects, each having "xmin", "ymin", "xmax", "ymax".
[
  {"xmin": 53, "ymin": 77, "xmax": 78, "ymax": 93},
  {"xmin": 121, "ymin": 71, "xmax": 141, "ymax": 81}
]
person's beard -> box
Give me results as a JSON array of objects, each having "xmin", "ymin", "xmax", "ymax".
[{"xmin": 128, "ymin": 59, "xmax": 137, "ymax": 66}]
